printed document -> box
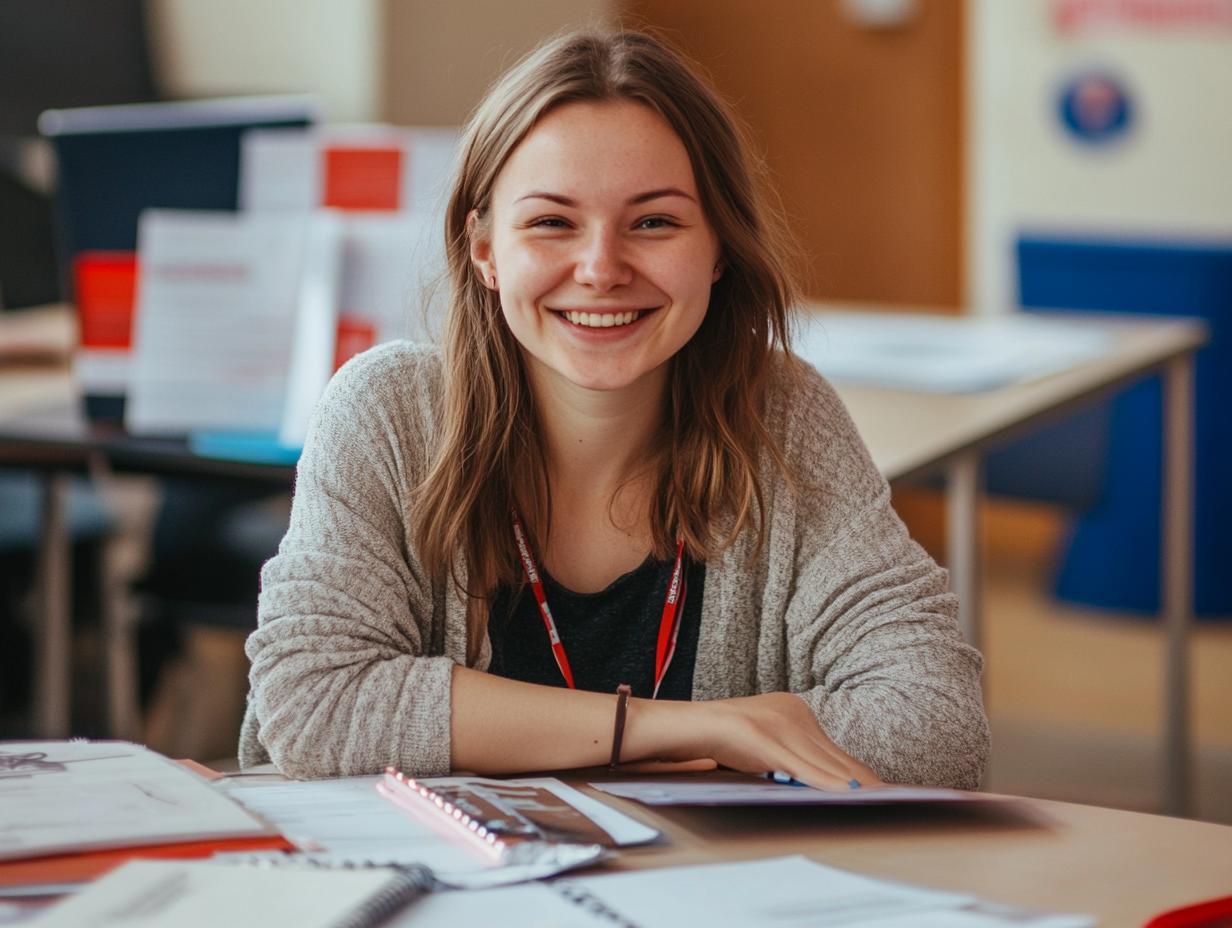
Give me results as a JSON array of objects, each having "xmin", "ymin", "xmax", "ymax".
[{"xmin": 0, "ymin": 742, "xmax": 275, "ymax": 861}]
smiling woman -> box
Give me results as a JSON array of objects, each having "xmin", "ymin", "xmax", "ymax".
[{"xmin": 239, "ymin": 30, "xmax": 990, "ymax": 792}]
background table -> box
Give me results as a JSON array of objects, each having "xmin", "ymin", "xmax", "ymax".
[{"xmin": 813, "ymin": 306, "xmax": 1206, "ymax": 818}]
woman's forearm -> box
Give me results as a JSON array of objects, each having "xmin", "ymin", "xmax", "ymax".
[
  {"xmin": 449, "ymin": 666, "xmax": 878, "ymax": 789},
  {"xmin": 449, "ymin": 665, "xmax": 699, "ymax": 773}
]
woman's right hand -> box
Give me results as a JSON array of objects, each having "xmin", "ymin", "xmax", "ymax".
[{"xmin": 634, "ymin": 692, "xmax": 881, "ymax": 791}]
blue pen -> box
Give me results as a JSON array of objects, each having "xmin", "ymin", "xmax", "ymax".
[{"xmin": 766, "ymin": 771, "xmax": 862, "ymax": 789}]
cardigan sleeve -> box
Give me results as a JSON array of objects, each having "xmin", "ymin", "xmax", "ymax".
[
  {"xmin": 239, "ymin": 343, "xmax": 456, "ymax": 778},
  {"xmin": 778, "ymin": 363, "xmax": 990, "ymax": 790}
]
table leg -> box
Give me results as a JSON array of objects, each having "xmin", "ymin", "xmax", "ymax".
[
  {"xmin": 946, "ymin": 451, "xmax": 983, "ymax": 652},
  {"xmin": 35, "ymin": 472, "xmax": 72, "ymax": 737},
  {"xmin": 1162, "ymin": 357, "xmax": 1194, "ymax": 818},
  {"xmin": 100, "ymin": 541, "xmax": 141, "ymax": 740}
]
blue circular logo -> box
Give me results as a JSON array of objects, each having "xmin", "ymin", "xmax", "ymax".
[{"xmin": 1058, "ymin": 72, "xmax": 1133, "ymax": 145}]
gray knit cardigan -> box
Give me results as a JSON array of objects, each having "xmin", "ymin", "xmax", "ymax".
[{"xmin": 239, "ymin": 341, "xmax": 989, "ymax": 788}]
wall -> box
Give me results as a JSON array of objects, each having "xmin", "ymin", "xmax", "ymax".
[
  {"xmin": 620, "ymin": 0, "xmax": 965, "ymax": 307},
  {"xmin": 966, "ymin": 0, "xmax": 1232, "ymax": 312},
  {"xmin": 147, "ymin": 0, "xmax": 383, "ymax": 122},
  {"xmin": 381, "ymin": 0, "xmax": 613, "ymax": 127}
]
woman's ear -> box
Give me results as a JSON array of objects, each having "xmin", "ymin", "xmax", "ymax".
[
  {"xmin": 468, "ymin": 209, "xmax": 497, "ymax": 290},
  {"xmin": 712, "ymin": 257, "xmax": 725, "ymax": 283}
]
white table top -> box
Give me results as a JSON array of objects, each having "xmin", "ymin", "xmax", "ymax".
[{"xmin": 805, "ymin": 306, "xmax": 1207, "ymax": 481}]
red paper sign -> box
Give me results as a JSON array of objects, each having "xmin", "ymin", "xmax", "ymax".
[
  {"xmin": 334, "ymin": 315, "xmax": 377, "ymax": 370},
  {"xmin": 322, "ymin": 146, "xmax": 404, "ymax": 211},
  {"xmin": 1054, "ymin": 0, "xmax": 1232, "ymax": 34},
  {"xmin": 74, "ymin": 252, "xmax": 139, "ymax": 349}
]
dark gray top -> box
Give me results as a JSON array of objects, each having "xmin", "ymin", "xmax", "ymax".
[{"xmin": 487, "ymin": 556, "xmax": 705, "ymax": 701}]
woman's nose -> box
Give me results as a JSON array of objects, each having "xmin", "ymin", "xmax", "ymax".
[{"xmin": 573, "ymin": 229, "xmax": 633, "ymax": 290}]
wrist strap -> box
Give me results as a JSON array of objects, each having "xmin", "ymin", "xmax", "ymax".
[{"xmin": 609, "ymin": 684, "xmax": 632, "ymax": 769}]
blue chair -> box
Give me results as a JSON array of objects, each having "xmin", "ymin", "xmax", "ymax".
[{"xmin": 987, "ymin": 236, "xmax": 1231, "ymax": 617}]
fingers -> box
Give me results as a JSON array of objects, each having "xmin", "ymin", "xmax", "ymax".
[{"xmin": 748, "ymin": 697, "xmax": 882, "ymax": 790}]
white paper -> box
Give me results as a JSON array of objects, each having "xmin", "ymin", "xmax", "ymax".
[
  {"xmin": 33, "ymin": 860, "xmax": 406, "ymax": 928},
  {"xmin": 792, "ymin": 310, "xmax": 1112, "ymax": 393},
  {"xmin": 337, "ymin": 214, "xmax": 446, "ymax": 346},
  {"xmin": 387, "ymin": 884, "xmax": 609, "ymax": 927},
  {"xmin": 126, "ymin": 210, "xmax": 342, "ymax": 437},
  {"xmin": 590, "ymin": 780, "xmax": 983, "ymax": 806},
  {"xmin": 0, "ymin": 741, "xmax": 274, "ymax": 861},
  {"xmin": 563, "ymin": 856, "xmax": 1093, "ymax": 928},
  {"xmin": 278, "ymin": 214, "xmax": 345, "ymax": 447}
]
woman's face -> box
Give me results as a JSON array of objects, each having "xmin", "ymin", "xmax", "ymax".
[{"xmin": 473, "ymin": 100, "xmax": 722, "ymax": 394}]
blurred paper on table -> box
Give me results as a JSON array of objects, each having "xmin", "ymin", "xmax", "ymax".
[
  {"xmin": 793, "ymin": 310, "xmax": 1111, "ymax": 393},
  {"xmin": 125, "ymin": 210, "xmax": 342, "ymax": 437}
]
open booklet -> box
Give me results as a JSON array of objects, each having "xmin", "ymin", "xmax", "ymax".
[
  {"xmin": 34, "ymin": 855, "xmax": 1094, "ymax": 928},
  {"xmin": 221, "ymin": 771, "xmax": 659, "ymax": 889}
]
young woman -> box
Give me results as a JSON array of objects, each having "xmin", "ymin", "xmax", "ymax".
[{"xmin": 239, "ymin": 30, "xmax": 989, "ymax": 790}]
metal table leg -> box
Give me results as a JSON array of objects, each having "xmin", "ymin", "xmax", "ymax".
[
  {"xmin": 1162, "ymin": 356, "xmax": 1194, "ymax": 818},
  {"xmin": 35, "ymin": 472, "xmax": 72, "ymax": 737},
  {"xmin": 946, "ymin": 451, "xmax": 983, "ymax": 652}
]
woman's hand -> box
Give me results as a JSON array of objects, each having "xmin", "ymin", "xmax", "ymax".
[{"xmin": 633, "ymin": 693, "xmax": 882, "ymax": 790}]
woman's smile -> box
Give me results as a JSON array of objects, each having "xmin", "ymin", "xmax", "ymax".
[{"xmin": 472, "ymin": 98, "xmax": 721, "ymax": 394}]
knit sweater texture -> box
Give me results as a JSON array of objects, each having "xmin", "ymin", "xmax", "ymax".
[{"xmin": 239, "ymin": 341, "xmax": 990, "ymax": 788}]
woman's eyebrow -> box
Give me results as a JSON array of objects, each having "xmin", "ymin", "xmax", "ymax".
[{"xmin": 514, "ymin": 187, "xmax": 697, "ymax": 206}]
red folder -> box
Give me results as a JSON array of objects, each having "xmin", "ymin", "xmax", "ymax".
[{"xmin": 0, "ymin": 833, "xmax": 296, "ymax": 892}]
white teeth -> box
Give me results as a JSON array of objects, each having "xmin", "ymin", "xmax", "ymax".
[{"xmin": 563, "ymin": 310, "xmax": 642, "ymax": 328}]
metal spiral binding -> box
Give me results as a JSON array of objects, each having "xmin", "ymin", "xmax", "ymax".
[
  {"xmin": 389, "ymin": 768, "xmax": 508, "ymax": 860},
  {"xmin": 327, "ymin": 864, "xmax": 437, "ymax": 928}
]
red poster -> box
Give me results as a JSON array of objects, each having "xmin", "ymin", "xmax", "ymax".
[
  {"xmin": 322, "ymin": 146, "xmax": 404, "ymax": 211},
  {"xmin": 74, "ymin": 252, "xmax": 139, "ymax": 349}
]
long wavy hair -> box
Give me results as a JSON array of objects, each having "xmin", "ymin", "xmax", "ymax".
[{"xmin": 412, "ymin": 29, "xmax": 803, "ymax": 659}]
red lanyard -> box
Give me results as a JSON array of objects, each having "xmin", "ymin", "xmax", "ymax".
[{"xmin": 510, "ymin": 510, "xmax": 687, "ymax": 699}]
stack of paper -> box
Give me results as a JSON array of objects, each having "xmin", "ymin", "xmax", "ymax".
[{"xmin": 0, "ymin": 741, "xmax": 290, "ymax": 895}]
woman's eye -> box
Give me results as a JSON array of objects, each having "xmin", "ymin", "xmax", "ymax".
[
  {"xmin": 636, "ymin": 216, "xmax": 677, "ymax": 230},
  {"xmin": 528, "ymin": 217, "xmax": 570, "ymax": 229}
]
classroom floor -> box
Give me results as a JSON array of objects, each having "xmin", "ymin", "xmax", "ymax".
[{"xmin": 922, "ymin": 495, "xmax": 1232, "ymax": 824}]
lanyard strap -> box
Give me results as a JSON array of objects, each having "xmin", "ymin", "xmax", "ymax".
[{"xmin": 510, "ymin": 510, "xmax": 687, "ymax": 698}]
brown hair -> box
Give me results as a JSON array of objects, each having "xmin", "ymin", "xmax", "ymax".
[{"xmin": 412, "ymin": 29, "xmax": 802, "ymax": 658}]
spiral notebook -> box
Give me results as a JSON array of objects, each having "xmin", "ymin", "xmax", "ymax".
[{"xmin": 222, "ymin": 770, "xmax": 659, "ymax": 889}]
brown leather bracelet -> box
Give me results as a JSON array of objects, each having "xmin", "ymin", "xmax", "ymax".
[{"xmin": 609, "ymin": 683, "xmax": 632, "ymax": 769}]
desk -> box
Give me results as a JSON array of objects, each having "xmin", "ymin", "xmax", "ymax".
[
  {"xmin": 577, "ymin": 782, "xmax": 1232, "ymax": 925},
  {"xmin": 0, "ymin": 305, "xmax": 1207, "ymax": 816}
]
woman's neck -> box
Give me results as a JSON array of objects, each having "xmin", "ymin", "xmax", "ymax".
[{"xmin": 528, "ymin": 360, "xmax": 667, "ymax": 503}]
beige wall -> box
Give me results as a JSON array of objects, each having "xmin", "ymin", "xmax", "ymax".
[
  {"xmin": 381, "ymin": 0, "xmax": 613, "ymax": 127},
  {"xmin": 967, "ymin": 0, "xmax": 1232, "ymax": 312},
  {"xmin": 147, "ymin": 0, "xmax": 382, "ymax": 121}
]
